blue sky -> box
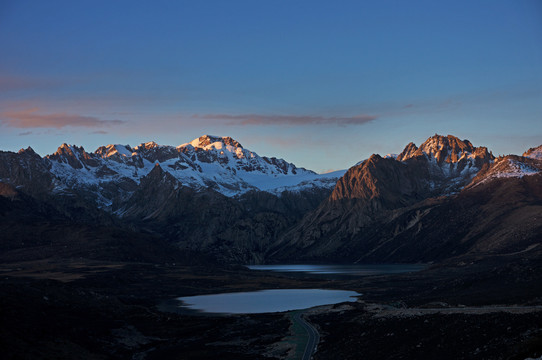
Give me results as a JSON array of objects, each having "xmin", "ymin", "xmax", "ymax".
[{"xmin": 1, "ymin": 0, "xmax": 541, "ymax": 172}]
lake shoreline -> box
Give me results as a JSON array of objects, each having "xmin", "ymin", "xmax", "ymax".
[{"xmin": 175, "ymin": 289, "xmax": 361, "ymax": 314}]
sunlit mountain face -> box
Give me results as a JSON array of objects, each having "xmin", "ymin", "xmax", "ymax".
[
  {"xmin": 1, "ymin": 133, "xmax": 540, "ymax": 264},
  {"xmin": 1, "ymin": 133, "xmax": 542, "ymax": 360},
  {"xmin": 44, "ymin": 134, "xmax": 342, "ymax": 205},
  {"xmin": 2, "ymin": 1, "xmax": 542, "ymax": 358}
]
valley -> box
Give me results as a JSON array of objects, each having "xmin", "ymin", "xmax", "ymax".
[{"xmin": 1, "ymin": 134, "xmax": 542, "ymax": 359}]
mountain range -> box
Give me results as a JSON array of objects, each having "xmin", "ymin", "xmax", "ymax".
[{"xmin": 1, "ymin": 134, "xmax": 541, "ymax": 265}]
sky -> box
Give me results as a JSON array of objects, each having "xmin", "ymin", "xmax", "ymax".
[{"xmin": 1, "ymin": 0, "xmax": 541, "ymax": 173}]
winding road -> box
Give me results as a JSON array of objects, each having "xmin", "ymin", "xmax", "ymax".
[{"xmin": 293, "ymin": 311, "xmax": 320, "ymax": 360}]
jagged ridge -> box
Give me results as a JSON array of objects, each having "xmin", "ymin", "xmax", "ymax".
[
  {"xmin": 41, "ymin": 135, "xmax": 342, "ymax": 208},
  {"xmin": 268, "ymin": 134, "xmax": 499, "ymax": 261}
]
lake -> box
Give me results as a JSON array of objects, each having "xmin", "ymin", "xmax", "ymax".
[
  {"xmin": 171, "ymin": 264, "xmax": 424, "ymax": 315},
  {"xmin": 247, "ymin": 263, "xmax": 427, "ymax": 276},
  {"xmin": 177, "ymin": 289, "xmax": 360, "ymax": 314}
]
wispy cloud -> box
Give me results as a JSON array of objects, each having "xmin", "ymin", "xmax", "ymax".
[
  {"xmin": 192, "ymin": 113, "xmax": 377, "ymax": 126},
  {"xmin": 90, "ymin": 130, "xmax": 108, "ymax": 134},
  {"xmin": 0, "ymin": 108, "xmax": 125, "ymax": 129},
  {"xmin": 18, "ymin": 131, "xmax": 33, "ymax": 136}
]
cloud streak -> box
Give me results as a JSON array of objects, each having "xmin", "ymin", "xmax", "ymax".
[
  {"xmin": 1, "ymin": 108, "xmax": 125, "ymax": 129},
  {"xmin": 193, "ymin": 113, "xmax": 377, "ymax": 126}
]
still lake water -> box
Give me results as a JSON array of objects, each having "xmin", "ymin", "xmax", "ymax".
[
  {"xmin": 247, "ymin": 263, "xmax": 427, "ymax": 276},
  {"xmin": 175, "ymin": 264, "xmax": 424, "ymax": 314},
  {"xmin": 177, "ymin": 289, "xmax": 360, "ymax": 314}
]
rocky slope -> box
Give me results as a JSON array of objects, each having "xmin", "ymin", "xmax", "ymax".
[
  {"xmin": 0, "ymin": 182, "xmax": 207, "ymax": 264},
  {"xmin": 1, "ymin": 133, "xmax": 541, "ymax": 265},
  {"xmin": 0, "ymin": 135, "xmax": 339, "ymax": 263},
  {"xmin": 114, "ymin": 163, "xmax": 333, "ymax": 263},
  {"xmin": 1, "ymin": 135, "xmax": 342, "ymax": 215},
  {"xmin": 45, "ymin": 135, "xmax": 340, "ymax": 208},
  {"xmin": 0, "ymin": 147, "xmax": 55, "ymax": 199},
  {"xmin": 267, "ymin": 135, "xmax": 542, "ymax": 263},
  {"xmin": 523, "ymin": 144, "xmax": 542, "ymax": 160}
]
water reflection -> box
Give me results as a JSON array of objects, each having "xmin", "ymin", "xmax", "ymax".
[{"xmin": 247, "ymin": 264, "xmax": 426, "ymax": 276}]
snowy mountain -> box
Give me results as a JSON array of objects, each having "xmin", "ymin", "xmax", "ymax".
[
  {"xmin": 523, "ymin": 145, "xmax": 542, "ymax": 160},
  {"xmin": 395, "ymin": 134, "xmax": 494, "ymax": 194},
  {"xmin": 2, "ymin": 133, "xmax": 541, "ymax": 264},
  {"xmin": 268, "ymin": 135, "xmax": 542, "ymax": 263},
  {"xmin": 269, "ymin": 134, "xmax": 496, "ymax": 261},
  {"xmin": 465, "ymin": 155, "xmax": 541, "ymax": 190},
  {"xmin": 0, "ymin": 135, "xmax": 343, "ymax": 263},
  {"xmin": 44, "ymin": 135, "xmax": 342, "ymax": 207}
]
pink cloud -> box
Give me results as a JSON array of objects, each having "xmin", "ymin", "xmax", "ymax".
[
  {"xmin": 0, "ymin": 108, "xmax": 125, "ymax": 129},
  {"xmin": 193, "ymin": 113, "xmax": 378, "ymax": 126}
]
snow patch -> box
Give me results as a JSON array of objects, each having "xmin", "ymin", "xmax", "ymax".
[
  {"xmin": 113, "ymin": 144, "xmax": 133, "ymax": 157},
  {"xmin": 46, "ymin": 136, "xmax": 342, "ymax": 205},
  {"xmin": 524, "ymin": 146, "xmax": 542, "ymax": 160},
  {"xmin": 491, "ymin": 159, "xmax": 540, "ymax": 179}
]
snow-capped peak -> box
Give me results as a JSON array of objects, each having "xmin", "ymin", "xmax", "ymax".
[
  {"xmin": 523, "ymin": 145, "xmax": 542, "ymax": 160},
  {"xmin": 95, "ymin": 144, "xmax": 134, "ymax": 158},
  {"xmin": 133, "ymin": 141, "xmax": 153, "ymax": 150},
  {"xmin": 43, "ymin": 135, "xmax": 342, "ymax": 205},
  {"xmin": 467, "ymin": 155, "xmax": 541, "ymax": 189},
  {"xmin": 54, "ymin": 143, "xmax": 83, "ymax": 155},
  {"xmin": 186, "ymin": 135, "xmax": 243, "ymax": 150},
  {"xmin": 421, "ymin": 135, "xmax": 471, "ymax": 160},
  {"xmin": 496, "ymin": 157, "xmax": 540, "ymax": 177},
  {"xmin": 397, "ymin": 134, "xmax": 493, "ymax": 165},
  {"xmin": 390, "ymin": 134, "xmax": 495, "ymax": 194}
]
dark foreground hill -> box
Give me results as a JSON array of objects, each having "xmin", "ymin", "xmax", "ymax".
[{"xmin": 1, "ymin": 134, "xmax": 542, "ymax": 359}]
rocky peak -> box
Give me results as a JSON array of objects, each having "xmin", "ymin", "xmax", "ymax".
[
  {"xmin": 0, "ymin": 148, "xmax": 54, "ymax": 198},
  {"xmin": 523, "ymin": 145, "xmax": 542, "ymax": 160},
  {"xmin": 49, "ymin": 143, "xmax": 93, "ymax": 169},
  {"xmin": 419, "ymin": 134, "xmax": 474, "ymax": 162},
  {"xmin": 397, "ymin": 134, "xmax": 493, "ymax": 165},
  {"xmin": 119, "ymin": 163, "xmax": 183, "ymax": 219},
  {"xmin": 136, "ymin": 141, "xmax": 160, "ymax": 150},
  {"xmin": 132, "ymin": 142, "xmax": 177, "ymax": 163},
  {"xmin": 136, "ymin": 163, "xmax": 180, "ymax": 197},
  {"xmin": 329, "ymin": 153, "xmax": 428, "ymax": 209},
  {"xmin": 95, "ymin": 144, "xmax": 134, "ymax": 159},
  {"xmin": 17, "ymin": 146, "xmax": 38, "ymax": 156},
  {"xmin": 189, "ymin": 135, "xmax": 243, "ymax": 149},
  {"xmin": 331, "ymin": 135, "xmax": 497, "ymax": 205},
  {"xmin": 144, "ymin": 163, "xmax": 179, "ymax": 184},
  {"xmin": 151, "ymin": 162, "xmax": 164, "ymax": 174},
  {"xmin": 54, "ymin": 143, "xmax": 79, "ymax": 157},
  {"xmin": 416, "ymin": 134, "xmax": 462, "ymax": 160},
  {"xmin": 396, "ymin": 142, "xmax": 418, "ymax": 161},
  {"xmin": 466, "ymin": 155, "xmax": 542, "ymax": 189}
]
